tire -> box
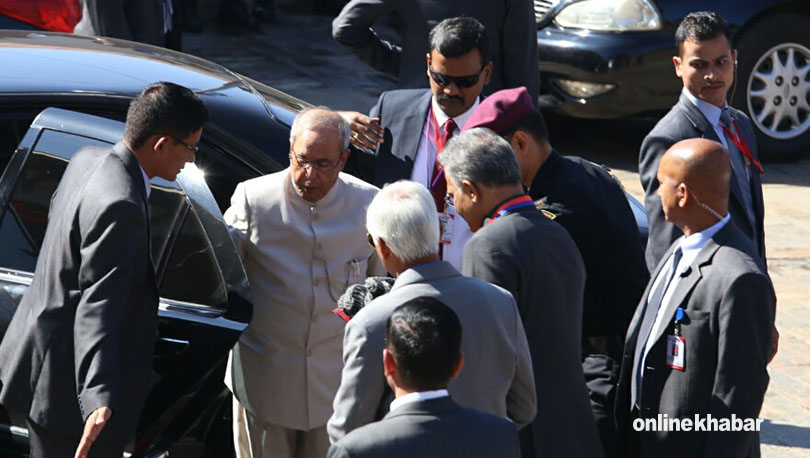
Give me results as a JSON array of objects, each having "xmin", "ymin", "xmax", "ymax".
[{"xmin": 732, "ymin": 14, "xmax": 810, "ymax": 162}]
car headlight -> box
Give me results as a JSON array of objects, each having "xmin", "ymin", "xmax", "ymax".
[{"xmin": 555, "ymin": 0, "xmax": 661, "ymax": 32}]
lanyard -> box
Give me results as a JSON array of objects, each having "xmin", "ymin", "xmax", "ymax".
[
  {"xmin": 720, "ymin": 121, "xmax": 764, "ymax": 175},
  {"xmin": 486, "ymin": 195, "xmax": 535, "ymax": 225}
]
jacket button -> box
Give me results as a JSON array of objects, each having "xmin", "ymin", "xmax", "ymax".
[{"xmin": 313, "ymin": 278, "xmax": 320, "ymax": 286}]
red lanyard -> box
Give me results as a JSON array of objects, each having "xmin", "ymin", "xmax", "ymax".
[
  {"xmin": 720, "ymin": 121, "xmax": 764, "ymax": 175},
  {"xmin": 486, "ymin": 195, "xmax": 536, "ymax": 225},
  {"xmin": 431, "ymin": 108, "xmax": 450, "ymax": 153}
]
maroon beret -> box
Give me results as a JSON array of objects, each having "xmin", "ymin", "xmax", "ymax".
[{"xmin": 462, "ymin": 86, "xmax": 533, "ymax": 135}]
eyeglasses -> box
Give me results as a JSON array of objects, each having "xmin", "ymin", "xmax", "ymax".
[
  {"xmin": 289, "ymin": 150, "xmax": 342, "ymax": 173},
  {"xmin": 444, "ymin": 194, "xmax": 455, "ymax": 207},
  {"xmin": 428, "ymin": 67, "xmax": 484, "ymax": 88},
  {"xmin": 155, "ymin": 133, "xmax": 199, "ymax": 153},
  {"xmin": 366, "ymin": 232, "xmax": 376, "ymax": 248}
]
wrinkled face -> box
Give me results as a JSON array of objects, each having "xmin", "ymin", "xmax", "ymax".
[
  {"xmin": 154, "ymin": 128, "xmax": 201, "ymax": 181},
  {"xmin": 674, "ymin": 35, "xmax": 736, "ymax": 108},
  {"xmin": 445, "ymin": 175, "xmax": 484, "ymax": 232},
  {"xmin": 289, "ymin": 128, "xmax": 348, "ymax": 202},
  {"xmin": 656, "ymin": 156, "xmax": 684, "ymax": 223},
  {"xmin": 426, "ymin": 49, "xmax": 492, "ymax": 118}
]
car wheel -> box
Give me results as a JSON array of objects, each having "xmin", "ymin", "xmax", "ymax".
[{"xmin": 732, "ymin": 14, "xmax": 810, "ymax": 161}]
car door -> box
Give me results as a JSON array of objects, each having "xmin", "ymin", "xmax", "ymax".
[{"xmin": 0, "ymin": 108, "xmax": 252, "ymax": 457}]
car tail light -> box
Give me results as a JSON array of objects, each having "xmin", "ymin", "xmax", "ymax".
[{"xmin": 0, "ymin": 0, "xmax": 81, "ymax": 33}]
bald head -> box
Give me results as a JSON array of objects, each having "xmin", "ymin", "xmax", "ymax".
[
  {"xmin": 661, "ymin": 138, "xmax": 731, "ymax": 202},
  {"xmin": 657, "ymin": 138, "xmax": 731, "ymax": 233}
]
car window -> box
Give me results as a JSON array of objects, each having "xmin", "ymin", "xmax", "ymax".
[{"xmin": 0, "ymin": 129, "xmax": 227, "ymax": 308}]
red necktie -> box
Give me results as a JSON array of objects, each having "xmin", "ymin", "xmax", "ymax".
[{"xmin": 430, "ymin": 118, "xmax": 456, "ymax": 210}]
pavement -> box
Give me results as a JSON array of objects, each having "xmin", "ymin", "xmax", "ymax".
[{"xmin": 184, "ymin": 7, "xmax": 810, "ymax": 455}]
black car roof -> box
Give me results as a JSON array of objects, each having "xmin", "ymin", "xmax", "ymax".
[{"xmin": 0, "ymin": 30, "xmax": 307, "ymax": 169}]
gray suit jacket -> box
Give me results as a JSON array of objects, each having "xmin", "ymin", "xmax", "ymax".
[
  {"xmin": 615, "ymin": 221, "xmax": 775, "ymax": 458},
  {"xmin": 0, "ymin": 143, "xmax": 158, "ymax": 445},
  {"xmin": 327, "ymin": 261, "xmax": 536, "ymax": 442},
  {"xmin": 462, "ymin": 205, "xmax": 603, "ymax": 458},
  {"xmin": 639, "ymin": 92, "xmax": 766, "ymax": 271},
  {"xmin": 332, "ymin": 0, "xmax": 539, "ymax": 102},
  {"xmin": 328, "ymin": 396, "xmax": 519, "ymax": 458}
]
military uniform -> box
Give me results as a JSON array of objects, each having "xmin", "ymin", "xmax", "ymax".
[{"xmin": 528, "ymin": 149, "xmax": 650, "ymax": 457}]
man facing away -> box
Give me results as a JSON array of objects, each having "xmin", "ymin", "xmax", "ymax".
[
  {"xmin": 224, "ymin": 107, "xmax": 385, "ymax": 458},
  {"xmin": 440, "ymin": 128, "xmax": 603, "ymax": 458},
  {"xmin": 341, "ymin": 16, "xmax": 494, "ymax": 270},
  {"xmin": 461, "ymin": 86, "xmax": 649, "ymax": 457},
  {"xmin": 328, "ymin": 297, "xmax": 520, "ymax": 458},
  {"xmin": 0, "ymin": 82, "xmax": 208, "ymax": 458},
  {"xmin": 328, "ymin": 180, "xmax": 536, "ymax": 442},
  {"xmin": 615, "ymin": 138, "xmax": 775, "ymax": 458}
]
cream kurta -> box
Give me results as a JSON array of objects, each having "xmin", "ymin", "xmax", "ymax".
[{"xmin": 224, "ymin": 169, "xmax": 384, "ymax": 430}]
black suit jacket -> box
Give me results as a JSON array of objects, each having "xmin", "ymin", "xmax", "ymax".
[
  {"xmin": 0, "ymin": 143, "xmax": 158, "ymax": 445},
  {"xmin": 328, "ymin": 396, "xmax": 519, "ymax": 458},
  {"xmin": 615, "ymin": 221, "xmax": 775, "ymax": 458},
  {"xmin": 531, "ymin": 150, "xmax": 649, "ymax": 340},
  {"xmin": 332, "ymin": 0, "xmax": 539, "ymax": 102},
  {"xmin": 462, "ymin": 204, "xmax": 603, "ymax": 458},
  {"xmin": 346, "ymin": 88, "xmax": 433, "ymax": 187},
  {"xmin": 639, "ymin": 92, "xmax": 766, "ymax": 271}
]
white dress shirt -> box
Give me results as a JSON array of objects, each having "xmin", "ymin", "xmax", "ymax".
[
  {"xmin": 641, "ymin": 213, "xmax": 731, "ymax": 373},
  {"xmin": 682, "ymin": 88, "xmax": 729, "ymax": 150},
  {"xmin": 139, "ymin": 165, "xmax": 151, "ymax": 199},
  {"xmin": 390, "ymin": 389, "xmax": 450, "ymax": 412},
  {"xmin": 410, "ymin": 97, "xmax": 480, "ymax": 271}
]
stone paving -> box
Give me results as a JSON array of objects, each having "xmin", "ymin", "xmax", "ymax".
[{"xmin": 184, "ymin": 8, "xmax": 810, "ymax": 455}]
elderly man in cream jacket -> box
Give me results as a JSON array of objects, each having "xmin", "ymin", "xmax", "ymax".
[{"xmin": 224, "ymin": 107, "xmax": 386, "ymax": 458}]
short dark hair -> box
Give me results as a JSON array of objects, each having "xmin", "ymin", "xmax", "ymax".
[
  {"xmin": 385, "ymin": 297, "xmax": 462, "ymax": 391},
  {"xmin": 428, "ymin": 17, "xmax": 490, "ymax": 66},
  {"xmin": 507, "ymin": 109, "xmax": 550, "ymax": 144},
  {"xmin": 125, "ymin": 81, "xmax": 209, "ymax": 149},
  {"xmin": 675, "ymin": 11, "xmax": 732, "ymax": 56}
]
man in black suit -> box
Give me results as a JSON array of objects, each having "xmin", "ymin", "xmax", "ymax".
[
  {"xmin": 342, "ymin": 16, "xmax": 492, "ymax": 269},
  {"xmin": 615, "ymin": 138, "xmax": 775, "ymax": 458},
  {"xmin": 332, "ymin": 0, "xmax": 538, "ymax": 102},
  {"xmin": 440, "ymin": 128, "xmax": 603, "ymax": 458},
  {"xmin": 0, "ymin": 82, "xmax": 208, "ymax": 458},
  {"xmin": 640, "ymin": 11, "xmax": 766, "ymax": 272},
  {"xmin": 327, "ymin": 297, "xmax": 519, "ymax": 458},
  {"xmin": 461, "ymin": 86, "xmax": 649, "ymax": 458}
]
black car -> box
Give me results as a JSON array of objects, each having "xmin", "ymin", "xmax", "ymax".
[
  {"xmin": 534, "ymin": 0, "xmax": 810, "ymax": 160},
  {"xmin": 0, "ymin": 30, "xmax": 309, "ymax": 458}
]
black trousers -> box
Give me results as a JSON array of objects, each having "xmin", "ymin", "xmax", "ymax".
[{"xmin": 26, "ymin": 417, "xmax": 124, "ymax": 458}]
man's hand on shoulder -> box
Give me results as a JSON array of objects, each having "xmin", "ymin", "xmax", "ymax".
[
  {"xmin": 74, "ymin": 406, "xmax": 112, "ymax": 458},
  {"xmin": 338, "ymin": 111, "xmax": 384, "ymax": 155}
]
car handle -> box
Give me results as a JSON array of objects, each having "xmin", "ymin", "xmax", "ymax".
[{"xmin": 154, "ymin": 337, "xmax": 190, "ymax": 358}]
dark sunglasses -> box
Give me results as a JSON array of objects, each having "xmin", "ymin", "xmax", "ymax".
[
  {"xmin": 367, "ymin": 233, "xmax": 376, "ymax": 248},
  {"xmin": 428, "ymin": 67, "xmax": 484, "ymax": 88}
]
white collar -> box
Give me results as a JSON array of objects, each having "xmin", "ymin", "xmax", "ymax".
[
  {"xmin": 389, "ymin": 389, "xmax": 449, "ymax": 412},
  {"xmin": 430, "ymin": 96, "xmax": 480, "ymax": 130},
  {"xmin": 139, "ymin": 164, "xmax": 151, "ymax": 199},
  {"xmin": 676, "ymin": 213, "xmax": 730, "ymax": 272},
  {"xmin": 682, "ymin": 87, "xmax": 727, "ymax": 128}
]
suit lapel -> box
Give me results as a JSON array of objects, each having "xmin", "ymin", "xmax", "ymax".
[
  {"xmin": 625, "ymin": 241, "xmax": 681, "ymax": 349},
  {"xmin": 392, "ymin": 89, "xmax": 433, "ymax": 163},
  {"xmin": 375, "ymin": 90, "xmax": 433, "ymax": 185},
  {"xmin": 647, "ymin": 229, "xmax": 728, "ymax": 347}
]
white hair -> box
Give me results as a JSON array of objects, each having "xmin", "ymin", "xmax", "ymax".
[
  {"xmin": 289, "ymin": 107, "xmax": 351, "ymax": 150},
  {"xmin": 366, "ymin": 180, "xmax": 439, "ymax": 263}
]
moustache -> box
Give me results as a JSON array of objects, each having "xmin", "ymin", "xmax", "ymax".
[{"xmin": 437, "ymin": 94, "xmax": 464, "ymax": 104}]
